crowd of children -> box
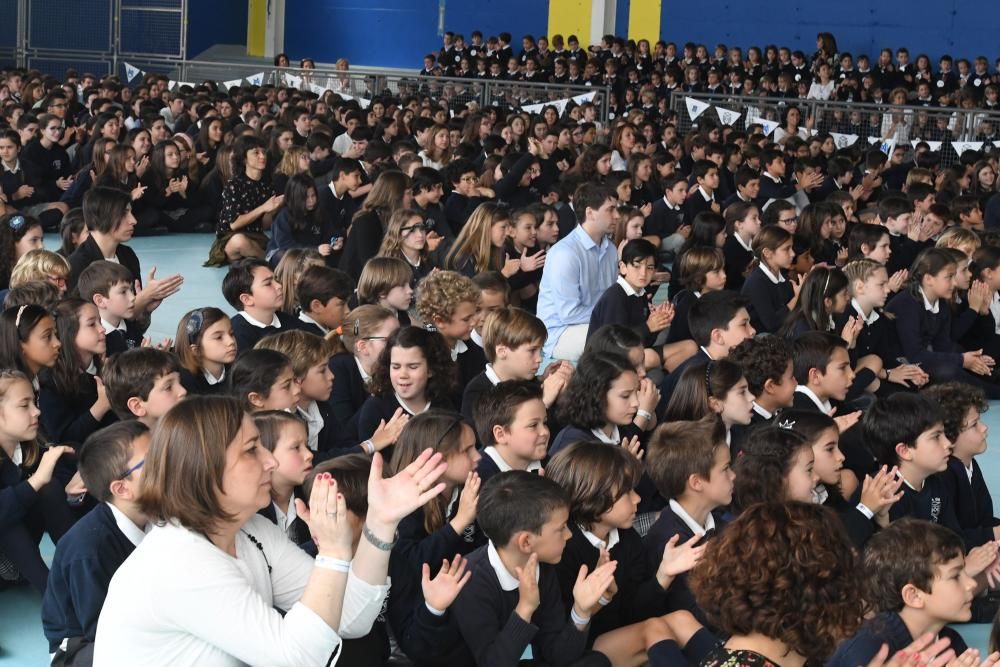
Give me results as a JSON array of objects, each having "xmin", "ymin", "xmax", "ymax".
[{"xmin": 6, "ymin": 27, "xmax": 1000, "ymax": 666}]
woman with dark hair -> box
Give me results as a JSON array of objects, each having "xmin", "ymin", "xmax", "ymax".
[
  {"xmin": 94, "ymin": 395, "xmax": 447, "ymax": 665},
  {"xmin": 206, "ymin": 136, "xmax": 284, "ymax": 266}
]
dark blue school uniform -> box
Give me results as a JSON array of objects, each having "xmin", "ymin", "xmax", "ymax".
[
  {"xmin": 741, "ymin": 266, "xmax": 793, "ymax": 334},
  {"xmin": 356, "ymin": 394, "xmax": 455, "ymax": 446},
  {"xmin": 660, "ymin": 347, "xmax": 711, "ymax": 411},
  {"xmin": 230, "ymin": 310, "xmax": 302, "ymax": 356},
  {"xmin": 757, "ymin": 173, "xmax": 796, "ymax": 204},
  {"xmin": 643, "ymin": 198, "xmax": 684, "ymax": 239},
  {"xmin": 942, "ymin": 456, "xmax": 998, "ymax": 549},
  {"xmin": 722, "ymin": 234, "xmax": 754, "ymax": 291},
  {"xmin": 38, "ymin": 370, "xmax": 118, "ymax": 445},
  {"xmin": 41, "ymin": 503, "xmax": 138, "ymax": 652},
  {"xmin": 884, "ymin": 289, "xmax": 963, "ymax": 381},
  {"xmin": 665, "ymin": 289, "xmax": 699, "ymax": 344},
  {"xmin": 828, "ymin": 611, "xmax": 967, "ymax": 667},
  {"xmin": 587, "ymin": 279, "xmax": 655, "ymax": 346},
  {"xmin": 178, "ymin": 367, "xmax": 229, "ymax": 396},
  {"xmin": 890, "ymin": 472, "xmax": 963, "ymax": 540},
  {"xmin": 103, "ymin": 320, "xmax": 145, "ymax": 358},
  {"xmin": 328, "ymin": 353, "xmax": 369, "ymax": 439}
]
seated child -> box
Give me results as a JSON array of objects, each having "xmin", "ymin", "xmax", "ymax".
[
  {"xmin": 721, "ymin": 199, "xmax": 759, "ymax": 292},
  {"xmin": 103, "ymin": 348, "xmax": 187, "ymax": 428},
  {"xmin": 664, "ymin": 247, "xmax": 727, "ymax": 348},
  {"xmin": 356, "ymin": 326, "xmax": 456, "ymax": 446},
  {"xmin": 740, "ymin": 225, "xmax": 797, "ymax": 334},
  {"xmin": 228, "ymin": 348, "xmax": 301, "ymax": 413},
  {"xmin": 644, "ymin": 417, "xmax": 733, "ymax": 620},
  {"xmin": 451, "ymin": 471, "xmax": 616, "ymax": 667},
  {"xmin": 76, "ymin": 260, "xmax": 143, "ymax": 356},
  {"xmin": 357, "ymin": 256, "xmax": 414, "ymax": 327},
  {"xmin": 827, "ymin": 519, "xmax": 976, "ymax": 666},
  {"xmin": 222, "ymin": 258, "xmax": 301, "ymax": 355},
  {"xmin": 39, "ymin": 298, "xmax": 117, "ymax": 444},
  {"xmin": 41, "ymin": 422, "xmax": 150, "ymax": 657},
  {"xmin": 663, "ymin": 359, "xmax": 754, "ymax": 450},
  {"xmin": 252, "ymin": 411, "xmax": 313, "ymax": 547},
  {"xmin": 731, "ymin": 422, "xmax": 818, "ymax": 513},
  {"xmin": 474, "ymin": 380, "xmax": 548, "ymax": 482},
  {"xmin": 415, "ymin": 269, "xmax": 484, "ymax": 392},
  {"xmin": 295, "ymin": 264, "xmax": 353, "ymax": 336},
  {"xmin": 727, "ymin": 335, "xmax": 795, "ymax": 432},
  {"xmin": 173, "ymin": 307, "xmax": 237, "ymax": 396},
  {"xmin": 922, "ymin": 383, "xmax": 1000, "ymax": 545}
]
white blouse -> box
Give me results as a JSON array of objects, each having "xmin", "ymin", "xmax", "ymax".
[{"xmin": 94, "ymin": 514, "xmax": 389, "ymax": 666}]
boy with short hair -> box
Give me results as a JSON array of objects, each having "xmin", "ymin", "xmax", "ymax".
[
  {"xmin": 720, "ymin": 166, "xmax": 760, "ymax": 210},
  {"xmin": 415, "ymin": 269, "xmax": 484, "ymax": 389},
  {"xmin": 103, "ymin": 348, "xmax": 187, "ymax": 427},
  {"xmin": 76, "ymin": 259, "xmax": 143, "ymax": 356},
  {"xmin": 644, "ymin": 417, "xmax": 733, "ymax": 617},
  {"xmin": 295, "ymin": 264, "xmax": 352, "ymax": 336},
  {"xmin": 643, "ymin": 174, "xmax": 690, "ymax": 253},
  {"xmin": 682, "ymin": 159, "xmax": 720, "ymax": 220},
  {"xmin": 317, "ymin": 157, "xmax": 363, "ymax": 235},
  {"xmin": 452, "ymin": 471, "xmax": 616, "ymax": 666},
  {"xmin": 952, "ymin": 195, "xmax": 985, "ymax": 232},
  {"xmin": 878, "ymin": 195, "xmax": 921, "ymax": 276},
  {"xmin": 41, "ymin": 422, "xmax": 151, "ymax": 659},
  {"xmin": 863, "ymin": 392, "xmax": 961, "ymax": 534},
  {"xmin": 790, "ymin": 331, "xmax": 856, "ymax": 414},
  {"xmin": 474, "ymin": 380, "xmax": 548, "ymax": 482},
  {"xmin": 827, "ymin": 519, "xmax": 975, "ymax": 666},
  {"xmin": 726, "ymin": 335, "xmax": 795, "ymax": 451},
  {"xmin": 222, "ymin": 258, "xmax": 300, "ymax": 354}
]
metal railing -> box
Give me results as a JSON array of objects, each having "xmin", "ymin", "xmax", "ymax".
[{"xmin": 670, "ymin": 92, "xmax": 1000, "ymax": 166}]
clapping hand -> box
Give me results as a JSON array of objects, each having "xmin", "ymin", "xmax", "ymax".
[
  {"xmin": 366, "ymin": 448, "xmax": 447, "ymax": 530},
  {"xmin": 422, "ymin": 555, "xmax": 472, "ymax": 612},
  {"xmin": 295, "ymin": 474, "xmax": 355, "ymax": 560},
  {"xmin": 655, "ymin": 534, "xmax": 706, "ymax": 589}
]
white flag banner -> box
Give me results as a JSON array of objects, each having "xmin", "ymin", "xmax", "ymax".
[
  {"xmin": 994, "ymin": 140, "xmax": 1000, "ymax": 149},
  {"xmin": 124, "ymin": 62, "xmax": 142, "ymax": 82},
  {"xmin": 572, "ymin": 91, "xmax": 596, "ymax": 104},
  {"xmin": 830, "ymin": 132, "xmax": 859, "ymax": 148},
  {"xmin": 522, "ymin": 101, "xmax": 546, "ymax": 114},
  {"xmin": 747, "ymin": 116, "xmax": 779, "ymax": 135},
  {"xmin": 285, "ymin": 73, "xmax": 303, "ymax": 89},
  {"xmin": 247, "ymin": 72, "xmax": 265, "ymax": 86},
  {"xmin": 339, "ymin": 92, "xmax": 370, "ymax": 109},
  {"xmin": 911, "ymin": 139, "xmax": 943, "ymax": 151},
  {"xmin": 951, "ymin": 141, "xmax": 984, "ymax": 157},
  {"xmin": 222, "ymin": 78, "xmax": 242, "ymax": 90},
  {"xmin": 167, "ymin": 80, "xmax": 176, "ymax": 90},
  {"xmin": 715, "ymin": 107, "xmax": 741, "ymax": 126},
  {"xmin": 309, "ymin": 83, "xmax": 326, "ymax": 95},
  {"xmin": 685, "ymin": 96, "xmax": 710, "ymax": 121},
  {"xmin": 866, "ymin": 137, "xmax": 897, "ymax": 156}
]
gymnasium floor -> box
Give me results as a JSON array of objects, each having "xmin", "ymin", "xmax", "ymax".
[{"xmin": 0, "ymin": 233, "xmax": 996, "ymax": 662}]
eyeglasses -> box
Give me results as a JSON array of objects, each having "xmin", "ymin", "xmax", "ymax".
[
  {"xmin": 401, "ymin": 222, "xmax": 428, "ymax": 235},
  {"xmin": 118, "ymin": 459, "xmax": 145, "ymax": 480},
  {"xmin": 779, "ymin": 216, "xmax": 799, "ymax": 224}
]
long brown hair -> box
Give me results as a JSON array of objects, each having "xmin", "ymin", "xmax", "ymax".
[
  {"xmin": 444, "ymin": 201, "xmax": 509, "ymax": 273},
  {"xmin": 351, "ymin": 170, "xmax": 410, "ymax": 230}
]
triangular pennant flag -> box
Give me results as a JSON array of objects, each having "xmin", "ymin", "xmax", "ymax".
[
  {"xmin": 247, "ymin": 72, "xmax": 265, "ymax": 87},
  {"xmin": 222, "ymin": 78, "xmax": 242, "ymax": 90},
  {"xmin": 873, "ymin": 138, "xmax": 896, "ymax": 156},
  {"xmin": 951, "ymin": 141, "xmax": 984, "ymax": 157},
  {"xmin": 309, "ymin": 83, "xmax": 325, "ymax": 95},
  {"xmin": 522, "ymin": 102, "xmax": 545, "ymax": 114},
  {"xmin": 553, "ymin": 99, "xmax": 568, "ymax": 116},
  {"xmin": 747, "ymin": 116, "xmax": 779, "ymax": 135},
  {"xmin": 830, "ymin": 132, "xmax": 859, "ymax": 148},
  {"xmin": 572, "ymin": 91, "xmax": 596, "ymax": 104},
  {"xmin": 911, "ymin": 139, "xmax": 943, "ymax": 151},
  {"xmin": 285, "ymin": 73, "xmax": 302, "ymax": 88},
  {"xmin": 993, "ymin": 140, "xmax": 1000, "ymax": 149},
  {"xmin": 167, "ymin": 80, "xmax": 176, "ymax": 90},
  {"xmin": 715, "ymin": 107, "xmax": 741, "ymax": 126},
  {"xmin": 124, "ymin": 62, "xmax": 141, "ymax": 82},
  {"xmin": 684, "ymin": 96, "xmax": 710, "ymax": 121},
  {"xmin": 809, "ymin": 128, "xmax": 819, "ymax": 136}
]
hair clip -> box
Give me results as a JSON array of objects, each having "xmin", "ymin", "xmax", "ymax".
[
  {"xmin": 778, "ymin": 419, "xmax": 797, "ymax": 430},
  {"xmin": 704, "ymin": 361, "xmax": 714, "ymax": 397},
  {"xmin": 14, "ymin": 304, "xmax": 26, "ymax": 328},
  {"xmin": 352, "ymin": 318, "xmax": 360, "ymax": 338},
  {"xmin": 185, "ymin": 309, "xmax": 205, "ymax": 338},
  {"xmin": 7, "ymin": 215, "xmax": 25, "ymax": 233}
]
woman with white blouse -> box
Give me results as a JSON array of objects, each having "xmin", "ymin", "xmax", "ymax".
[{"xmin": 94, "ymin": 395, "xmax": 447, "ymax": 666}]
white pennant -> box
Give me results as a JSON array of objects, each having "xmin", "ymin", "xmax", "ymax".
[
  {"xmin": 911, "ymin": 139, "xmax": 943, "ymax": 151},
  {"xmin": 951, "ymin": 141, "xmax": 984, "ymax": 157},
  {"xmin": 867, "ymin": 137, "xmax": 897, "ymax": 156},
  {"xmin": 715, "ymin": 107, "xmax": 741, "ymax": 126},
  {"xmin": 124, "ymin": 62, "xmax": 142, "ymax": 82},
  {"xmin": 554, "ymin": 99, "xmax": 568, "ymax": 116},
  {"xmin": 285, "ymin": 73, "xmax": 303, "ymax": 88},
  {"xmin": 522, "ymin": 101, "xmax": 545, "ymax": 114},
  {"xmin": 684, "ymin": 96, "xmax": 710, "ymax": 121},
  {"xmin": 222, "ymin": 78, "xmax": 242, "ymax": 90},
  {"xmin": 748, "ymin": 116, "xmax": 779, "ymax": 135},
  {"xmin": 309, "ymin": 83, "xmax": 325, "ymax": 95},
  {"xmin": 572, "ymin": 92, "xmax": 596, "ymax": 104},
  {"xmin": 339, "ymin": 92, "xmax": 370, "ymax": 109},
  {"xmin": 993, "ymin": 140, "xmax": 1000, "ymax": 149},
  {"xmin": 167, "ymin": 80, "xmax": 176, "ymax": 91},
  {"xmin": 247, "ymin": 72, "xmax": 265, "ymax": 87},
  {"xmin": 830, "ymin": 132, "xmax": 859, "ymax": 148}
]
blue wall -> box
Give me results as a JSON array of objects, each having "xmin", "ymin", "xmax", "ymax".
[
  {"xmin": 186, "ymin": 0, "xmax": 247, "ymax": 58},
  {"xmin": 282, "ymin": 0, "xmax": 547, "ymax": 69},
  {"xmin": 659, "ymin": 0, "xmax": 978, "ymax": 64}
]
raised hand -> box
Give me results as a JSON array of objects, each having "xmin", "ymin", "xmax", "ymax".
[
  {"xmin": 571, "ymin": 559, "xmax": 618, "ymax": 622},
  {"xmin": 370, "ymin": 408, "xmax": 409, "ymax": 451},
  {"xmin": 422, "ymin": 555, "xmax": 472, "ymax": 612},
  {"xmin": 620, "ymin": 435, "xmax": 643, "ymax": 460},
  {"xmin": 830, "ymin": 408, "xmax": 862, "ymax": 433},
  {"xmin": 295, "ymin": 473, "xmax": 354, "ymax": 560},
  {"xmin": 450, "ymin": 471, "xmax": 480, "ymax": 534},
  {"xmin": 501, "ymin": 253, "xmax": 522, "ymax": 277},
  {"xmin": 888, "ymin": 269, "xmax": 908, "ymax": 293},
  {"xmin": 515, "ymin": 553, "xmax": 541, "ymax": 621},
  {"xmin": 519, "ymin": 248, "xmax": 546, "ymax": 272},
  {"xmin": 29, "ymin": 445, "xmax": 74, "ymax": 491},
  {"xmin": 366, "ymin": 449, "xmax": 447, "ymax": 529},
  {"xmin": 656, "ymin": 534, "xmax": 706, "ymax": 589},
  {"xmin": 859, "ymin": 465, "xmax": 904, "ymax": 519}
]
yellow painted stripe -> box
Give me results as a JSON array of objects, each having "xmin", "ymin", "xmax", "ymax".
[
  {"xmin": 628, "ymin": 0, "xmax": 661, "ymax": 47},
  {"xmin": 247, "ymin": 0, "xmax": 267, "ymax": 57},
  {"xmin": 548, "ymin": 0, "xmax": 591, "ymax": 48}
]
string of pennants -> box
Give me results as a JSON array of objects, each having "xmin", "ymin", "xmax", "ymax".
[
  {"xmin": 523, "ymin": 91, "xmax": 598, "ymax": 116},
  {"xmin": 685, "ymin": 96, "xmax": 999, "ymax": 158}
]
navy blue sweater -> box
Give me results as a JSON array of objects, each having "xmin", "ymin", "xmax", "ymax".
[
  {"xmin": 884, "ymin": 290, "xmax": 963, "ymax": 377},
  {"xmin": 828, "ymin": 611, "xmax": 967, "ymax": 667}
]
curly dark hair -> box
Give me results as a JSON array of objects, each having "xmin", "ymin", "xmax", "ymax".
[
  {"xmin": 920, "ymin": 382, "xmax": 988, "ymax": 443},
  {"xmin": 556, "ymin": 352, "xmax": 635, "ymax": 430},
  {"xmin": 728, "ymin": 335, "xmax": 792, "ymax": 396},
  {"xmin": 732, "ymin": 425, "xmax": 811, "ymax": 513},
  {"xmin": 368, "ymin": 326, "xmax": 457, "ymax": 402},
  {"xmin": 689, "ymin": 502, "xmax": 863, "ymax": 664}
]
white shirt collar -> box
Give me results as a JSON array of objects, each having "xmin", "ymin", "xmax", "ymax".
[
  {"xmin": 272, "ymin": 496, "xmax": 299, "ymax": 535},
  {"xmin": 699, "ymin": 345, "xmax": 716, "ymax": 361},
  {"xmin": 796, "ymin": 385, "xmax": 832, "ymax": 413},
  {"xmin": 852, "ymin": 298, "xmax": 880, "ymax": 325},
  {"xmin": 669, "ymin": 498, "xmax": 716, "ymax": 535},
  {"xmin": 487, "ymin": 540, "xmax": 536, "ymax": 591},
  {"xmin": 698, "ymin": 185, "xmax": 715, "ymax": 202},
  {"xmin": 484, "ymin": 363, "xmax": 503, "ymax": 386},
  {"xmin": 763, "ymin": 171, "xmax": 782, "ymax": 183},
  {"xmin": 2, "ymin": 159, "xmax": 20, "ymax": 173},
  {"xmin": 85, "ymin": 360, "xmax": 98, "ymax": 376},
  {"xmin": 107, "ymin": 502, "xmax": 147, "ymax": 547},
  {"xmin": 239, "ymin": 310, "xmax": 281, "ymax": 328},
  {"xmin": 450, "ymin": 338, "xmax": 468, "ymax": 362},
  {"xmin": 11, "ymin": 443, "xmax": 22, "ymax": 466},
  {"xmin": 752, "ymin": 402, "xmax": 774, "ymax": 420},
  {"xmin": 919, "ymin": 288, "xmax": 939, "ymax": 314},
  {"xmin": 297, "ymin": 400, "xmax": 324, "ymax": 451},
  {"xmin": 734, "ymin": 232, "xmax": 753, "ymax": 252},
  {"xmin": 662, "ymin": 196, "xmax": 680, "ymax": 211},
  {"xmin": 579, "ymin": 525, "xmax": 620, "ymax": 551},
  {"xmin": 758, "ymin": 263, "xmax": 786, "ymax": 284},
  {"xmin": 990, "ymin": 293, "xmax": 1000, "ymax": 334},
  {"xmin": 471, "ymin": 329, "xmax": 484, "ymax": 348},
  {"xmin": 203, "ymin": 367, "xmax": 226, "ymax": 385},
  {"xmin": 483, "ymin": 445, "xmax": 543, "ymax": 473},
  {"xmin": 591, "ymin": 425, "xmax": 620, "ymax": 445},
  {"xmin": 395, "ymin": 392, "xmax": 430, "ymax": 416},
  {"xmin": 354, "ymin": 355, "xmax": 371, "ymax": 384},
  {"xmin": 616, "ymin": 275, "xmax": 645, "ymax": 297},
  {"xmin": 101, "ymin": 317, "xmax": 126, "ymax": 334},
  {"xmin": 299, "ymin": 312, "xmax": 330, "ymax": 335}
]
